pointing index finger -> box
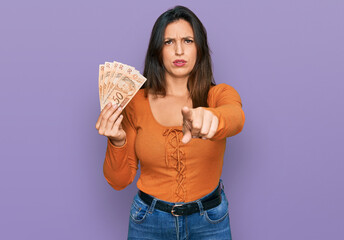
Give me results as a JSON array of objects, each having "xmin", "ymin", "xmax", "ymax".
[{"xmin": 181, "ymin": 106, "xmax": 193, "ymax": 121}]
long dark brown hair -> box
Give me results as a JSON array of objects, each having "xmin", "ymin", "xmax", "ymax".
[{"xmin": 143, "ymin": 5, "xmax": 215, "ymax": 108}]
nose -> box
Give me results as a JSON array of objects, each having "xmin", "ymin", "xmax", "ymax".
[{"xmin": 175, "ymin": 41, "xmax": 184, "ymax": 56}]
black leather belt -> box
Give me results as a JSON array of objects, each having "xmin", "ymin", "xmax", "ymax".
[{"xmin": 138, "ymin": 183, "xmax": 222, "ymax": 216}]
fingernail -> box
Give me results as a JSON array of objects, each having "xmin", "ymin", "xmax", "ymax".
[
  {"xmin": 118, "ymin": 107, "xmax": 122, "ymax": 111},
  {"xmin": 112, "ymin": 103, "xmax": 117, "ymax": 108},
  {"xmin": 107, "ymin": 103, "xmax": 111, "ymax": 107},
  {"xmin": 202, "ymin": 137, "xmax": 207, "ymax": 140}
]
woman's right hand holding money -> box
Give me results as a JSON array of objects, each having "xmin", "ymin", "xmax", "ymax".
[{"xmin": 95, "ymin": 103, "xmax": 126, "ymax": 147}]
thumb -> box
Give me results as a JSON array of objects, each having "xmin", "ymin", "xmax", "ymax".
[{"xmin": 181, "ymin": 130, "xmax": 192, "ymax": 144}]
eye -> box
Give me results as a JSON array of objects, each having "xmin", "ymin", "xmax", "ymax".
[
  {"xmin": 164, "ymin": 40, "xmax": 173, "ymax": 45},
  {"xmin": 184, "ymin": 39, "xmax": 193, "ymax": 44}
]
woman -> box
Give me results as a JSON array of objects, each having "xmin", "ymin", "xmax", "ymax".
[{"xmin": 96, "ymin": 5, "xmax": 245, "ymax": 240}]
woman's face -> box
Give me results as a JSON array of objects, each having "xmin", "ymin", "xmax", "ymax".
[{"xmin": 162, "ymin": 19, "xmax": 197, "ymax": 80}]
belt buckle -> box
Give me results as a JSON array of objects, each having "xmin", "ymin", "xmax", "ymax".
[{"xmin": 171, "ymin": 204, "xmax": 183, "ymax": 216}]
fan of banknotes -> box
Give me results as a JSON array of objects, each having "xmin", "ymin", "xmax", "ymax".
[{"xmin": 98, "ymin": 61, "xmax": 147, "ymax": 110}]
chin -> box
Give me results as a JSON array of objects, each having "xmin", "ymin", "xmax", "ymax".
[
  {"xmin": 169, "ymin": 70, "xmax": 192, "ymax": 79},
  {"xmin": 171, "ymin": 74, "xmax": 190, "ymax": 79}
]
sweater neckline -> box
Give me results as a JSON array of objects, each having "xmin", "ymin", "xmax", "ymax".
[{"xmin": 145, "ymin": 94, "xmax": 184, "ymax": 130}]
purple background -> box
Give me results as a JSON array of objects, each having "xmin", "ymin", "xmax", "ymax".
[{"xmin": 1, "ymin": 0, "xmax": 343, "ymax": 239}]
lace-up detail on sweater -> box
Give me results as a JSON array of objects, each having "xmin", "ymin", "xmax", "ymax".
[{"xmin": 163, "ymin": 128, "xmax": 186, "ymax": 202}]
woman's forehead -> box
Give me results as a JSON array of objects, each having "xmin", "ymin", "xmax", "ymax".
[{"xmin": 164, "ymin": 19, "xmax": 194, "ymax": 38}]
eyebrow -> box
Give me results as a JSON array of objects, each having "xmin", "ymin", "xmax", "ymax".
[{"xmin": 164, "ymin": 36, "xmax": 194, "ymax": 40}]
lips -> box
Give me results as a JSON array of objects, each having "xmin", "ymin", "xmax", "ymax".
[{"xmin": 173, "ymin": 59, "xmax": 186, "ymax": 67}]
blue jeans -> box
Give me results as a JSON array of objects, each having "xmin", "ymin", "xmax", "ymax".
[{"xmin": 128, "ymin": 180, "xmax": 232, "ymax": 239}]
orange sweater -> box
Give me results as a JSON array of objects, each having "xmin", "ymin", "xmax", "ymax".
[{"xmin": 103, "ymin": 83, "xmax": 245, "ymax": 202}]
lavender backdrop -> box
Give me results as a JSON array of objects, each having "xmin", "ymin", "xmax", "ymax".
[{"xmin": 1, "ymin": 0, "xmax": 343, "ymax": 239}]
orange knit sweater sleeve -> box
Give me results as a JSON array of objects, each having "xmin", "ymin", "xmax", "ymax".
[
  {"xmin": 206, "ymin": 83, "xmax": 245, "ymax": 139},
  {"xmin": 103, "ymin": 102, "xmax": 138, "ymax": 190}
]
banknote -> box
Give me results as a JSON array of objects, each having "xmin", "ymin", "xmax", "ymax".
[
  {"xmin": 104, "ymin": 68, "xmax": 145, "ymax": 109},
  {"xmin": 98, "ymin": 64, "xmax": 104, "ymax": 105},
  {"xmin": 98, "ymin": 60, "xmax": 146, "ymax": 111},
  {"xmin": 102, "ymin": 62, "xmax": 113, "ymax": 106},
  {"xmin": 104, "ymin": 61, "xmax": 119, "ymax": 97},
  {"xmin": 103, "ymin": 64, "xmax": 130, "ymax": 104},
  {"xmin": 102, "ymin": 62, "xmax": 131, "ymax": 110}
]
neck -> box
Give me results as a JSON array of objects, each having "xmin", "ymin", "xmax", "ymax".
[{"xmin": 165, "ymin": 74, "xmax": 189, "ymax": 97}]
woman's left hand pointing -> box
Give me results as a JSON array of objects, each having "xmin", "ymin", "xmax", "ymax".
[{"xmin": 181, "ymin": 106, "xmax": 219, "ymax": 144}]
